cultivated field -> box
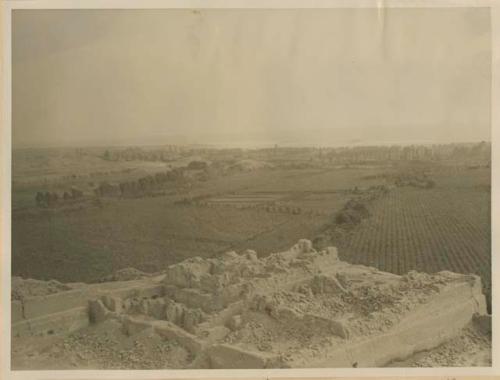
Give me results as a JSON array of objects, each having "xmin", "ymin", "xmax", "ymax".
[
  {"xmin": 13, "ymin": 151, "xmax": 380, "ymax": 283},
  {"xmin": 339, "ymin": 169, "xmax": 491, "ymax": 303},
  {"xmin": 13, "ymin": 198, "xmax": 326, "ymax": 282},
  {"xmin": 11, "ymin": 144, "xmax": 491, "ymax": 309}
]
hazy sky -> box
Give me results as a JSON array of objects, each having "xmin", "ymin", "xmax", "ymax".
[{"xmin": 13, "ymin": 8, "xmax": 491, "ymax": 148}]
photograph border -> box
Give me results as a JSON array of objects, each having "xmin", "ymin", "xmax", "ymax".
[{"xmin": 1, "ymin": 0, "xmax": 499, "ymax": 379}]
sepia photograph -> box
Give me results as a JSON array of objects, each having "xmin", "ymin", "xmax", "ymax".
[{"xmin": 2, "ymin": 0, "xmax": 497, "ymax": 375}]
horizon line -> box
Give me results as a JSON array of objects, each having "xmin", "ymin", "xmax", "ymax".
[{"xmin": 12, "ymin": 139, "xmax": 492, "ymax": 151}]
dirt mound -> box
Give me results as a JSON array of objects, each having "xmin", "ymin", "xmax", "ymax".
[{"xmin": 12, "ymin": 276, "xmax": 72, "ymax": 301}]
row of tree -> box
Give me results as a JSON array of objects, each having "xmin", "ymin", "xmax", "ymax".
[
  {"xmin": 319, "ymin": 141, "xmax": 491, "ymax": 163},
  {"xmin": 94, "ymin": 168, "xmax": 186, "ymax": 198},
  {"xmin": 35, "ymin": 188, "xmax": 84, "ymax": 207},
  {"xmin": 101, "ymin": 147, "xmax": 187, "ymax": 162}
]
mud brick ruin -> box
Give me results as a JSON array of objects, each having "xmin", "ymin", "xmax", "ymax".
[{"xmin": 12, "ymin": 239, "xmax": 490, "ymax": 368}]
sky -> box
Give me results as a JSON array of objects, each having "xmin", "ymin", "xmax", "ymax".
[{"xmin": 12, "ymin": 8, "xmax": 491, "ymax": 148}]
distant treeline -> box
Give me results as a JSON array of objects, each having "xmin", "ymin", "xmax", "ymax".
[
  {"xmin": 319, "ymin": 141, "xmax": 491, "ymax": 164},
  {"xmin": 363, "ymin": 172, "xmax": 436, "ymax": 189},
  {"xmin": 35, "ymin": 188, "xmax": 84, "ymax": 207},
  {"xmin": 33, "ymin": 162, "xmax": 209, "ymax": 206},
  {"xmin": 101, "ymin": 146, "xmax": 188, "ymax": 162},
  {"xmin": 60, "ymin": 168, "xmax": 135, "ymax": 181},
  {"xmin": 94, "ymin": 168, "xmax": 186, "ymax": 198},
  {"xmin": 96, "ymin": 142, "xmax": 491, "ymax": 166}
]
